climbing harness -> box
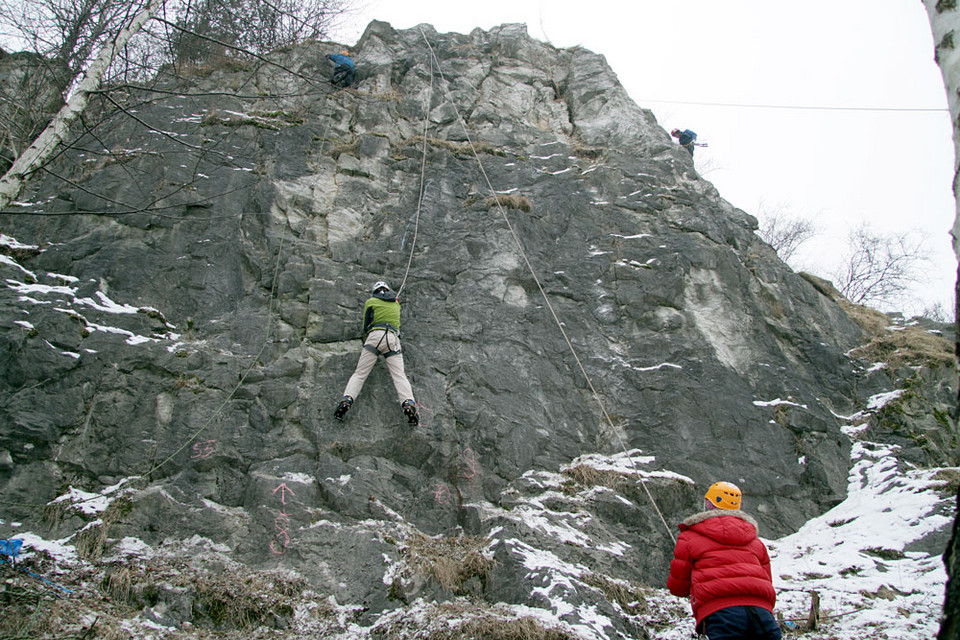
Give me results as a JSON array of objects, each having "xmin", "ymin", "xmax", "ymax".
[
  {"xmin": 363, "ymin": 328, "xmax": 402, "ymax": 358},
  {"xmin": 418, "ymin": 26, "xmax": 677, "ymax": 543},
  {"xmin": 368, "ymin": 321, "xmax": 400, "ymax": 335}
]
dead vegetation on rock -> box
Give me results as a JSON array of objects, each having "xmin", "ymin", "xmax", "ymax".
[
  {"xmin": 399, "ymin": 531, "xmax": 495, "ymax": 594},
  {"xmin": 371, "ymin": 600, "xmax": 576, "ymax": 640},
  {"xmin": 0, "ymin": 551, "xmax": 347, "ymax": 639}
]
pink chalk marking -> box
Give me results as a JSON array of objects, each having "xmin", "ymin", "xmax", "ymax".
[
  {"xmin": 190, "ymin": 440, "xmax": 216, "ymax": 459},
  {"xmin": 274, "ymin": 516, "xmax": 291, "ymax": 541},
  {"xmin": 413, "ymin": 400, "xmax": 431, "ymax": 426},
  {"xmin": 269, "ymin": 484, "xmax": 297, "ymax": 553},
  {"xmin": 273, "ymin": 483, "xmax": 296, "ymax": 514},
  {"xmin": 431, "ymin": 482, "xmax": 449, "ymax": 505},
  {"xmin": 461, "ymin": 448, "xmax": 478, "ymax": 479}
]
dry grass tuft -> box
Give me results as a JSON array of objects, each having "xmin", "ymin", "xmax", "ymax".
[
  {"xmin": 74, "ymin": 497, "xmax": 132, "ymax": 562},
  {"xmin": 402, "ymin": 532, "xmax": 494, "ymax": 593},
  {"xmin": 581, "ymin": 572, "xmax": 649, "ymax": 615},
  {"xmin": 42, "ymin": 500, "xmax": 69, "ymax": 529},
  {"xmin": 0, "ymin": 553, "xmax": 338, "ymax": 639},
  {"xmin": 368, "ymin": 89, "xmax": 404, "ymax": 102},
  {"xmin": 328, "ymin": 137, "xmax": 359, "ymax": 158},
  {"xmin": 798, "ymin": 272, "xmax": 843, "ymax": 300},
  {"xmin": 837, "ymin": 299, "xmax": 893, "ymax": 337},
  {"xmin": 426, "ymin": 616, "xmax": 575, "ymax": 640},
  {"xmin": 929, "ymin": 468, "xmax": 960, "ymax": 495},
  {"xmin": 400, "ymin": 135, "xmax": 508, "ymax": 157},
  {"xmin": 175, "ymin": 53, "xmax": 254, "ymax": 77},
  {"xmin": 798, "ymin": 273, "xmax": 956, "ymax": 369},
  {"xmin": 101, "ymin": 566, "xmax": 134, "ymax": 603},
  {"xmin": 572, "ymin": 145, "xmax": 605, "ymax": 159},
  {"xmin": 373, "ymin": 601, "xmax": 576, "ymax": 640},
  {"xmin": 485, "ymin": 194, "xmax": 532, "ymax": 213},
  {"xmin": 849, "ymin": 322, "xmax": 956, "ymax": 369},
  {"xmin": 562, "ymin": 464, "xmax": 630, "ymax": 491}
]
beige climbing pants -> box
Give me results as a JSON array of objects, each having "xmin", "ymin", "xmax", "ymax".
[{"xmin": 342, "ymin": 329, "xmax": 414, "ymax": 403}]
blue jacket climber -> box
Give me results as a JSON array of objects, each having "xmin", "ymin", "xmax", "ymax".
[
  {"xmin": 327, "ymin": 51, "xmax": 355, "ymax": 88},
  {"xmin": 671, "ymin": 128, "xmax": 698, "ymax": 156}
]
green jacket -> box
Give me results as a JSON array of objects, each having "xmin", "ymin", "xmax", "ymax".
[{"xmin": 363, "ymin": 292, "xmax": 401, "ymax": 335}]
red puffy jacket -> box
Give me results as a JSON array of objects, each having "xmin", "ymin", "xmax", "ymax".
[{"xmin": 667, "ymin": 510, "xmax": 777, "ymax": 624}]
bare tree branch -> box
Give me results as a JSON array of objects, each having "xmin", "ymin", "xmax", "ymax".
[
  {"xmin": 0, "ymin": 0, "xmax": 165, "ymax": 209},
  {"xmin": 0, "ymin": 0, "xmax": 354, "ymax": 218},
  {"xmin": 756, "ymin": 202, "xmax": 819, "ymax": 264},
  {"xmin": 832, "ymin": 223, "xmax": 931, "ymax": 309}
]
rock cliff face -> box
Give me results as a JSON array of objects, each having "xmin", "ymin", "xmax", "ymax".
[{"xmin": 0, "ymin": 20, "xmax": 955, "ymax": 638}]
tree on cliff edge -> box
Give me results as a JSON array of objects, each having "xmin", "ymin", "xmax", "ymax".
[
  {"xmin": 0, "ymin": 0, "xmax": 165, "ymax": 210},
  {"xmin": 0, "ymin": 0, "xmax": 352, "ymax": 211}
]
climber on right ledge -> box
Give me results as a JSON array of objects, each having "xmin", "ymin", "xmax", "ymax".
[
  {"xmin": 671, "ymin": 128, "xmax": 698, "ymax": 156},
  {"xmin": 667, "ymin": 481, "xmax": 782, "ymax": 640}
]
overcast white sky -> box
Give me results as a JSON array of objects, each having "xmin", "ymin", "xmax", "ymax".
[{"xmin": 336, "ymin": 1, "xmax": 956, "ymax": 316}]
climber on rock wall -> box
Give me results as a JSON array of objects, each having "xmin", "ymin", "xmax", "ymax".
[
  {"xmin": 671, "ymin": 128, "xmax": 698, "ymax": 156},
  {"xmin": 334, "ymin": 281, "xmax": 419, "ymax": 426},
  {"xmin": 667, "ymin": 481, "xmax": 782, "ymax": 640},
  {"xmin": 327, "ymin": 50, "xmax": 355, "ymax": 88}
]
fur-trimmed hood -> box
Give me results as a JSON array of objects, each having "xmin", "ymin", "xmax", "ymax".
[{"xmin": 680, "ymin": 509, "xmax": 760, "ymax": 546}]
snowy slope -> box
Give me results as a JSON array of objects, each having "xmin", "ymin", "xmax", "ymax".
[{"xmin": 645, "ymin": 433, "xmax": 953, "ymax": 639}]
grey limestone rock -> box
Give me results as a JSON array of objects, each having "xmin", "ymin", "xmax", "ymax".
[{"xmin": 0, "ymin": 19, "xmax": 954, "ymax": 639}]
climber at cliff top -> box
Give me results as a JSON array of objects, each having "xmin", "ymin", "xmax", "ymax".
[
  {"xmin": 667, "ymin": 481, "xmax": 782, "ymax": 640},
  {"xmin": 334, "ymin": 281, "xmax": 420, "ymax": 426},
  {"xmin": 327, "ymin": 50, "xmax": 355, "ymax": 88},
  {"xmin": 671, "ymin": 128, "xmax": 698, "ymax": 156}
]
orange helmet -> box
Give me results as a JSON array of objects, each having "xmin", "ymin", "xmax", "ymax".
[{"xmin": 704, "ymin": 481, "xmax": 742, "ymax": 510}]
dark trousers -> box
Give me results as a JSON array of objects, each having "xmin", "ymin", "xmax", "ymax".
[
  {"xmin": 701, "ymin": 606, "xmax": 782, "ymax": 640},
  {"xmin": 332, "ymin": 66, "xmax": 355, "ymax": 88}
]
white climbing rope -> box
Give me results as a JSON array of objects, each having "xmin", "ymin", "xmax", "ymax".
[
  {"xmin": 396, "ymin": 54, "xmax": 435, "ymax": 299},
  {"xmin": 418, "ymin": 26, "xmax": 677, "ymax": 543}
]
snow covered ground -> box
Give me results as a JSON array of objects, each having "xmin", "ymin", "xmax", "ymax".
[
  {"xmin": 3, "ymin": 427, "xmax": 952, "ymax": 639},
  {"xmin": 645, "ymin": 436, "xmax": 954, "ymax": 640}
]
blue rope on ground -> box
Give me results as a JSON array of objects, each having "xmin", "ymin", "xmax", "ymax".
[{"xmin": 1, "ymin": 539, "xmax": 74, "ymax": 595}]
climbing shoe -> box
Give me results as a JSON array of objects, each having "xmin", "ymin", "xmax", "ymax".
[
  {"xmin": 334, "ymin": 396, "xmax": 353, "ymax": 422},
  {"xmin": 401, "ymin": 399, "xmax": 419, "ymax": 426}
]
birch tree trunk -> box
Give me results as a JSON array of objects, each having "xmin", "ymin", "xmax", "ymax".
[
  {"xmin": 0, "ymin": 0, "xmax": 166, "ymax": 210},
  {"xmin": 924, "ymin": 0, "xmax": 960, "ymax": 260},
  {"xmin": 923, "ymin": 4, "xmax": 960, "ymax": 638}
]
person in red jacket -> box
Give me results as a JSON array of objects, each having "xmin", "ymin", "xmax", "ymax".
[{"xmin": 667, "ymin": 481, "xmax": 782, "ymax": 640}]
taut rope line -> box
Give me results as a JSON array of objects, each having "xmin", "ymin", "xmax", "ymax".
[
  {"xmin": 418, "ymin": 26, "xmax": 676, "ymax": 543},
  {"xmin": 397, "ymin": 53, "xmax": 434, "ymax": 298}
]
